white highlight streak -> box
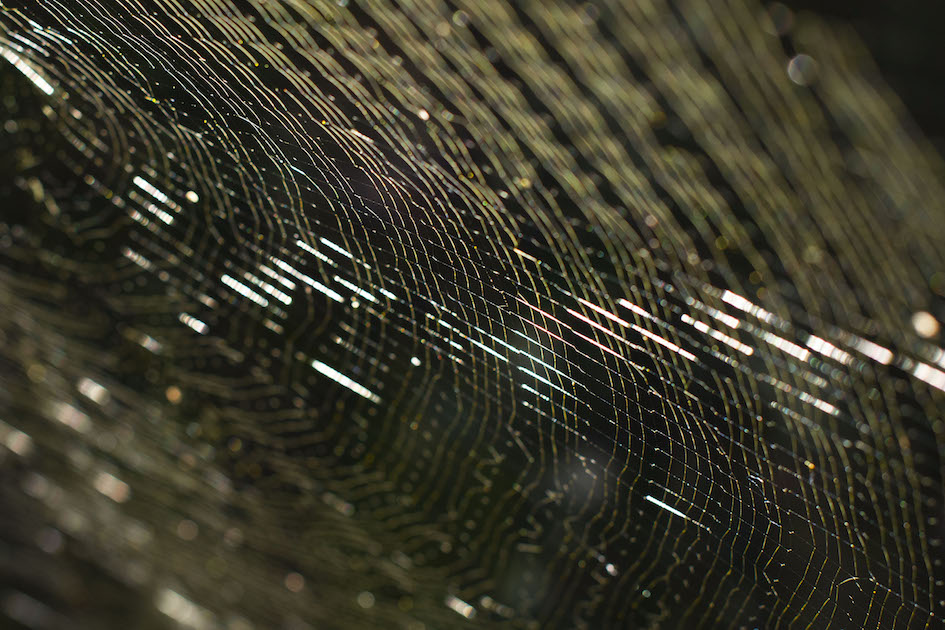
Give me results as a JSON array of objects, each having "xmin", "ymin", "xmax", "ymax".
[
  {"xmin": 805, "ymin": 335, "xmax": 853, "ymax": 365},
  {"xmin": 761, "ymin": 331, "xmax": 811, "ymax": 362},
  {"xmin": 221, "ymin": 274, "xmax": 269, "ymax": 307},
  {"xmin": 913, "ymin": 362, "xmax": 945, "ymax": 392},
  {"xmin": 179, "ymin": 313, "xmax": 208, "ymax": 334},
  {"xmin": 681, "ymin": 314, "xmax": 754, "ymax": 355},
  {"xmin": 77, "ymin": 377, "xmax": 109, "ymax": 405},
  {"xmin": 319, "ymin": 237, "xmax": 354, "ymax": 259},
  {"xmin": 445, "ymin": 595, "xmax": 476, "ymax": 619},
  {"xmin": 852, "ymin": 337, "xmax": 894, "ymax": 365},
  {"xmin": 633, "ymin": 325, "xmax": 697, "ymax": 361},
  {"xmin": 644, "ymin": 495, "xmax": 706, "ymax": 530},
  {"xmin": 518, "ymin": 367, "xmax": 569, "ymax": 395},
  {"xmin": 257, "ymin": 264, "xmax": 296, "ymax": 290},
  {"xmin": 334, "ymin": 276, "xmax": 378, "ymax": 303},
  {"xmin": 268, "ymin": 257, "xmax": 344, "ymax": 302},
  {"xmin": 295, "ymin": 239, "xmax": 334, "ymax": 265},
  {"xmin": 93, "ymin": 471, "xmax": 130, "ymax": 503},
  {"xmin": 132, "ymin": 176, "xmax": 170, "ymax": 204},
  {"xmin": 156, "ymin": 589, "xmax": 212, "ymax": 629},
  {"xmin": 617, "ymin": 298, "xmax": 653, "ymax": 320},
  {"xmin": 0, "ymin": 46, "xmax": 54, "ymax": 94},
  {"xmin": 721, "ymin": 290, "xmax": 775, "ymax": 324},
  {"xmin": 579, "ymin": 298, "xmax": 631, "ymax": 327},
  {"xmin": 312, "ymin": 361, "xmax": 381, "ymax": 403}
]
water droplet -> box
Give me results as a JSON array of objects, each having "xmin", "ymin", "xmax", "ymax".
[
  {"xmin": 912, "ymin": 311, "xmax": 940, "ymax": 338},
  {"xmin": 787, "ymin": 54, "xmax": 816, "ymax": 85},
  {"xmin": 284, "ymin": 572, "xmax": 305, "ymax": 592}
]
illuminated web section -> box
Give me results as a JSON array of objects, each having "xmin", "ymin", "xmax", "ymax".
[{"xmin": 0, "ymin": 1, "xmax": 943, "ymax": 629}]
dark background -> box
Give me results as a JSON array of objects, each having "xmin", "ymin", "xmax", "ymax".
[{"xmin": 785, "ymin": 0, "xmax": 945, "ymax": 150}]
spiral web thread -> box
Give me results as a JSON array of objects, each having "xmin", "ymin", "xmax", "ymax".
[{"xmin": 0, "ymin": 1, "xmax": 944, "ymax": 628}]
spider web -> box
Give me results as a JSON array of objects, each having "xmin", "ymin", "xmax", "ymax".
[{"xmin": 0, "ymin": 1, "xmax": 943, "ymax": 628}]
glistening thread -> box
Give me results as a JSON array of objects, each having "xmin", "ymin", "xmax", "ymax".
[{"xmin": 0, "ymin": 1, "xmax": 943, "ymax": 629}]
